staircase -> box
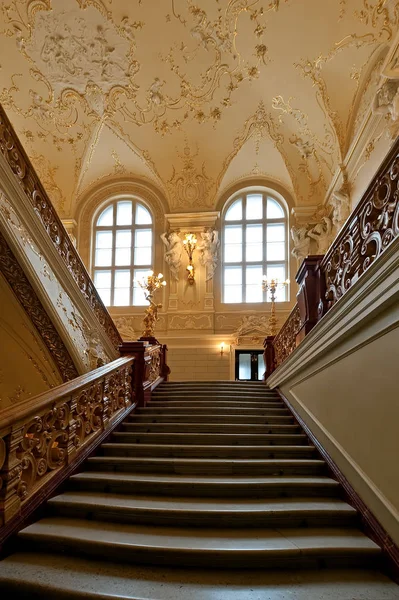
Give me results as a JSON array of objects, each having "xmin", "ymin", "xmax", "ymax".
[{"xmin": 0, "ymin": 381, "xmax": 398, "ymax": 599}]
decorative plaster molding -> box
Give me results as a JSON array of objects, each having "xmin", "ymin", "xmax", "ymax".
[{"xmin": 0, "ymin": 231, "xmax": 78, "ymax": 382}]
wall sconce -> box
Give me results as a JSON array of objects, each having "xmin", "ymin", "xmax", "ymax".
[
  {"xmin": 183, "ymin": 233, "xmax": 197, "ymax": 285},
  {"xmin": 220, "ymin": 342, "xmax": 225, "ymax": 356}
]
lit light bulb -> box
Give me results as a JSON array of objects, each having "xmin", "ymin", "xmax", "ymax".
[
  {"xmin": 149, "ymin": 270, "xmax": 154, "ymax": 276},
  {"xmin": 162, "ymin": 280, "xmax": 167, "ymax": 286},
  {"xmin": 158, "ymin": 273, "xmax": 163, "ymax": 279}
]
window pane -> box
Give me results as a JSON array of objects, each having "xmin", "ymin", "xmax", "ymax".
[
  {"xmin": 246, "ymin": 194, "xmax": 263, "ymax": 220},
  {"xmin": 135, "ymin": 229, "xmax": 152, "ymax": 266},
  {"xmin": 224, "ymin": 266, "xmax": 242, "ymax": 303},
  {"xmin": 115, "ymin": 248, "xmax": 131, "ymax": 266},
  {"xmin": 224, "ymin": 285, "xmax": 242, "ymax": 303},
  {"xmin": 267, "ymin": 224, "xmax": 285, "ymax": 242},
  {"xmin": 94, "ymin": 270, "xmax": 111, "ymax": 288},
  {"xmin": 225, "ymin": 199, "xmax": 242, "ymax": 221},
  {"xmin": 135, "ymin": 229, "xmax": 152, "ymax": 247},
  {"xmin": 257, "ymin": 354, "xmax": 265, "ymax": 380},
  {"xmin": 267, "ymin": 242, "xmax": 285, "ymax": 261},
  {"xmin": 95, "ymin": 248, "xmax": 112, "ymax": 266},
  {"xmin": 116, "ymin": 230, "xmax": 132, "ymax": 248},
  {"xmin": 114, "ymin": 288, "xmax": 130, "ymax": 306},
  {"xmin": 224, "ymin": 266, "xmax": 242, "ymax": 285},
  {"xmin": 117, "ymin": 201, "xmax": 132, "ymax": 225},
  {"xmin": 115, "ymin": 270, "xmax": 130, "ymax": 287},
  {"xmin": 225, "ymin": 226, "xmax": 242, "ymax": 244},
  {"xmin": 135, "ymin": 247, "xmax": 152, "ymax": 265},
  {"xmin": 246, "ymin": 265, "xmax": 263, "ymax": 302},
  {"xmin": 133, "ymin": 269, "xmax": 152, "ymax": 305},
  {"xmin": 96, "ymin": 231, "xmax": 112, "ymax": 249},
  {"xmin": 136, "ymin": 203, "xmax": 152, "ymax": 224},
  {"xmin": 239, "ymin": 354, "xmax": 251, "ymax": 380},
  {"xmin": 94, "ymin": 270, "xmax": 111, "ymax": 306},
  {"xmin": 267, "ymin": 198, "xmax": 284, "ymax": 219},
  {"xmin": 246, "ymin": 224, "xmax": 263, "ymax": 262},
  {"xmin": 224, "ymin": 226, "xmax": 242, "ymax": 262},
  {"xmin": 97, "ymin": 205, "xmax": 113, "ymax": 226}
]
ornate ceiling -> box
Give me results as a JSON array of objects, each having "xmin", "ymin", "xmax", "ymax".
[{"xmin": 0, "ymin": 0, "xmax": 397, "ymax": 216}]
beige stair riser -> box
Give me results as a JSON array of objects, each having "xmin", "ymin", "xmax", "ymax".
[
  {"xmin": 111, "ymin": 432, "xmax": 309, "ymax": 446},
  {"xmin": 121, "ymin": 423, "xmax": 301, "ymax": 434},
  {"xmin": 85, "ymin": 457, "xmax": 328, "ymax": 476},
  {"xmin": 100, "ymin": 444, "xmax": 317, "ymax": 459},
  {"xmin": 149, "ymin": 401, "xmax": 283, "ymax": 407},
  {"xmin": 68, "ymin": 475, "xmax": 342, "ymax": 498},
  {"xmin": 152, "ymin": 394, "xmax": 277, "ymax": 399},
  {"xmin": 19, "ymin": 533, "xmax": 380, "ymax": 571}
]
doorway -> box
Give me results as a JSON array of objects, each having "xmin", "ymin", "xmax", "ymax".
[{"xmin": 235, "ymin": 350, "xmax": 265, "ymax": 381}]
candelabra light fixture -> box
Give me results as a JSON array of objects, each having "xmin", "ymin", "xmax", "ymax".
[
  {"xmin": 137, "ymin": 271, "xmax": 167, "ymax": 337},
  {"xmin": 261, "ymin": 276, "xmax": 290, "ymax": 336},
  {"xmin": 220, "ymin": 342, "xmax": 225, "ymax": 356},
  {"xmin": 183, "ymin": 233, "xmax": 197, "ymax": 285}
]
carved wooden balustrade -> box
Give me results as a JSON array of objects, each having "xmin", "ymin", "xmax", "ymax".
[
  {"xmin": 0, "ymin": 105, "xmax": 122, "ymax": 351},
  {"xmin": 0, "ymin": 357, "xmax": 133, "ymax": 533},
  {"xmin": 266, "ymin": 138, "xmax": 399, "ymax": 375}
]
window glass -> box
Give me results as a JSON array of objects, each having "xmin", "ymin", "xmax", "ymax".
[
  {"xmin": 223, "ymin": 191, "xmax": 288, "ymax": 303},
  {"xmin": 225, "ymin": 199, "xmax": 242, "ymax": 221},
  {"xmin": 93, "ymin": 200, "xmax": 153, "ymax": 306}
]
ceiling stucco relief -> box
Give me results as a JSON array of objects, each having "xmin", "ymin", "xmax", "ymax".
[{"xmin": 0, "ymin": 0, "xmax": 396, "ymax": 218}]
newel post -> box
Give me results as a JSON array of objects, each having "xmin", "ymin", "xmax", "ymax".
[
  {"xmin": 263, "ymin": 335, "xmax": 276, "ymax": 379},
  {"xmin": 295, "ymin": 255, "xmax": 326, "ymax": 344},
  {"xmin": 119, "ymin": 341, "xmax": 148, "ymax": 407}
]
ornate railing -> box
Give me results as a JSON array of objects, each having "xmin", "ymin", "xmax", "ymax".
[
  {"xmin": 273, "ymin": 304, "xmax": 301, "ymax": 367},
  {"xmin": 0, "ymin": 356, "xmax": 133, "ymax": 528},
  {"xmin": 266, "ymin": 138, "xmax": 399, "ymax": 374},
  {"xmin": 0, "ymin": 105, "xmax": 122, "ymax": 351}
]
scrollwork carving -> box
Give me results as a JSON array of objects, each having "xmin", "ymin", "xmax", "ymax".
[{"xmin": 273, "ymin": 304, "xmax": 301, "ymax": 366}]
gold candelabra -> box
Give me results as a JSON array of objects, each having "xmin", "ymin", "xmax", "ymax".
[
  {"xmin": 183, "ymin": 233, "xmax": 197, "ymax": 285},
  {"xmin": 261, "ymin": 276, "xmax": 290, "ymax": 336},
  {"xmin": 137, "ymin": 271, "xmax": 167, "ymax": 337}
]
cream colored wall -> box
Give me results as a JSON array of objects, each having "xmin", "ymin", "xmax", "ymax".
[
  {"xmin": 0, "ymin": 273, "xmax": 62, "ymax": 410},
  {"xmin": 267, "ymin": 237, "xmax": 399, "ymax": 545},
  {"xmin": 167, "ymin": 346, "xmax": 230, "ymax": 381}
]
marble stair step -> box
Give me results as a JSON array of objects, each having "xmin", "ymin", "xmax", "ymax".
[
  {"xmin": 85, "ymin": 456, "xmax": 327, "ymax": 476},
  {"xmin": 68, "ymin": 472, "xmax": 342, "ymax": 498},
  {"xmin": 47, "ymin": 492, "xmax": 358, "ymax": 528},
  {"xmin": 152, "ymin": 393, "xmax": 277, "ymax": 400},
  {"xmin": 121, "ymin": 422, "xmax": 301, "ymax": 434},
  {"xmin": 136, "ymin": 406, "xmax": 287, "ymax": 415},
  {"xmin": 17, "ymin": 517, "xmax": 381, "ymax": 570},
  {"xmin": 1, "ymin": 555, "xmax": 397, "ymax": 600},
  {"xmin": 111, "ymin": 432, "xmax": 309, "ymax": 446},
  {"xmin": 100, "ymin": 443, "xmax": 317, "ymax": 459},
  {"xmin": 129, "ymin": 414, "xmax": 294, "ymax": 424},
  {"xmin": 149, "ymin": 400, "xmax": 283, "ymax": 407}
]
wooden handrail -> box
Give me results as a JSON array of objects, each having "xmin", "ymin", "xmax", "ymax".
[
  {"xmin": 0, "ymin": 357, "xmax": 133, "ymax": 430},
  {"xmin": 0, "ymin": 356, "xmax": 134, "ymax": 531}
]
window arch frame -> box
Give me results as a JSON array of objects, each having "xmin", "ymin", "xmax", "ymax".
[
  {"xmin": 221, "ymin": 188, "xmax": 289, "ymax": 304},
  {"xmin": 92, "ymin": 195, "xmax": 154, "ymax": 307}
]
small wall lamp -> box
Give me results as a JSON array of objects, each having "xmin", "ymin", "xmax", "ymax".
[
  {"xmin": 183, "ymin": 233, "xmax": 197, "ymax": 285},
  {"xmin": 220, "ymin": 342, "xmax": 225, "ymax": 356}
]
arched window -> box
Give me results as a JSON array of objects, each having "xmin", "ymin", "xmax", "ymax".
[
  {"xmin": 222, "ymin": 191, "xmax": 288, "ymax": 303},
  {"xmin": 93, "ymin": 198, "xmax": 153, "ymax": 306}
]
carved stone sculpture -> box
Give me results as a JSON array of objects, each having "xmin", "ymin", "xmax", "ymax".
[
  {"xmin": 291, "ymin": 225, "xmax": 311, "ymax": 260},
  {"xmin": 373, "ymin": 79, "xmax": 399, "ymax": 138},
  {"xmin": 198, "ymin": 227, "xmax": 220, "ymax": 281},
  {"xmin": 330, "ymin": 190, "xmax": 351, "ymax": 230},
  {"xmin": 160, "ymin": 230, "xmax": 182, "ymax": 281},
  {"xmin": 307, "ymin": 216, "xmax": 332, "ymax": 255}
]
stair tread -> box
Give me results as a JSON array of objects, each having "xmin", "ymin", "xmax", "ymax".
[
  {"xmin": 19, "ymin": 517, "xmax": 379, "ymax": 554},
  {"xmin": 88, "ymin": 456, "xmax": 325, "ymax": 465},
  {"xmin": 49, "ymin": 491, "xmax": 355, "ymax": 514},
  {"xmin": 0, "ymin": 554, "xmax": 397, "ymax": 600},
  {"xmin": 71, "ymin": 472, "xmax": 339, "ymax": 486}
]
